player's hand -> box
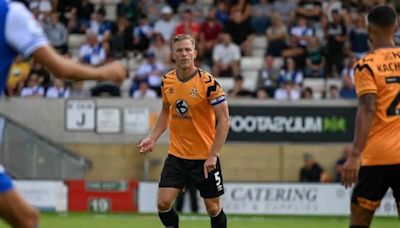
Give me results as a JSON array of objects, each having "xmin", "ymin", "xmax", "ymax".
[
  {"xmin": 99, "ymin": 62, "xmax": 127, "ymax": 83},
  {"xmin": 203, "ymin": 154, "xmax": 218, "ymax": 179},
  {"xmin": 138, "ymin": 137, "xmax": 156, "ymax": 154},
  {"xmin": 341, "ymin": 154, "xmax": 361, "ymax": 188}
]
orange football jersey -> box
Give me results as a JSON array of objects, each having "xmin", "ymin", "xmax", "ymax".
[
  {"xmin": 354, "ymin": 47, "xmax": 400, "ymax": 166},
  {"xmin": 161, "ymin": 68, "xmax": 226, "ymax": 159}
]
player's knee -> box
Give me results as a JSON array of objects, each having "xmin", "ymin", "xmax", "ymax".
[
  {"xmin": 157, "ymin": 198, "xmax": 174, "ymax": 212},
  {"xmin": 205, "ymin": 203, "xmax": 221, "ymax": 217}
]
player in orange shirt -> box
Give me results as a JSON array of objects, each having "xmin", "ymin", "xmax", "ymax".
[
  {"xmin": 341, "ymin": 5, "xmax": 400, "ymax": 227},
  {"xmin": 138, "ymin": 34, "xmax": 230, "ymax": 228}
]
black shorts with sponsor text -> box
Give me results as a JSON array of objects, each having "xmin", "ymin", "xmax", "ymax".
[
  {"xmin": 159, "ymin": 154, "xmax": 224, "ymax": 199},
  {"xmin": 351, "ymin": 164, "xmax": 400, "ymax": 211}
]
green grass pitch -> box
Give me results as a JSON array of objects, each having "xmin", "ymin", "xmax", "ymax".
[{"xmin": 0, "ymin": 213, "xmax": 397, "ymax": 228}]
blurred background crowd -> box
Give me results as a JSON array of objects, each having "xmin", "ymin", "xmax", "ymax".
[{"xmin": 5, "ymin": 0, "xmax": 400, "ymax": 100}]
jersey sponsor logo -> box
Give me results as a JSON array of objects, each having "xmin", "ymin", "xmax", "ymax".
[
  {"xmin": 173, "ymin": 99, "xmax": 193, "ymax": 120},
  {"xmin": 377, "ymin": 62, "xmax": 400, "ymax": 73}
]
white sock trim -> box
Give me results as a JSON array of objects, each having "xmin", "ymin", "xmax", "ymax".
[{"xmin": 158, "ymin": 207, "xmax": 173, "ymax": 213}]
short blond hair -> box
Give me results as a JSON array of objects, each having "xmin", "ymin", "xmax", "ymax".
[{"xmin": 171, "ymin": 34, "xmax": 196, "ymax": 49}]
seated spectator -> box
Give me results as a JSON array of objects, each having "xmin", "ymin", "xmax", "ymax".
[
  {"xmin": 79, "ymin": 31, "xmax": 106, "ymax": 66},
  {"xmin": 251, "ymin": 0, "xmax": 272, "ymax": 35},
  {"xmin": 290, "ymin": 16, "xmax": 314, "ymax": 48},
  {"xmin": 21, "ymin": 73, "xmax": 45, "ymax": 97},
  {"xmin": 30, "ymin": 60, "xmax": 51, "ymax": 90},
  {"xmin": 305, "ymin": 37, "xmax": 325, "ymax": 78},
  {"xmin": 6, "ymin": 56, "xmax": 32, "ymax": 96},
  {"xmin": 69, "ymin": 81, "xmax": 89, "ymax": 98},
  {"xmin": 274, "ymin": 80, "xmax": 300, "ymax": 101},
  {"xmin": 65, "ymin": 0, "xmax": 94, "ymax": 34},
  {"xmin": 281, "ymin": 36, "xmax": 307, "ymax": 71},
  {"xmin": 154, "ymin": 6, "xmax": 177, "ymax": 42},
  {"xmin": 149, "ymin": 33, "xmax": 172, "ymax": 68},
  {"xmin": 299, "ymin": 153, "xmax": 324, "ymax": 183},
  {"xmin": 230, "ymin": 0, "xmax": 252, "ymax": 23},
  {"xmin": 174, "ymin": 9, "xmax": 201, "ymax": 40},
  {"xmin": 111, "ymin": 16, "xmax": 134, "ymax": 58},
  {"xmin": 228, "ymin": 75, "xmax": 254, "ymax": 98},
  {"xmin": 44, "ymin": 12, "xmax": 68, "ymax": 54},
  {"xmin": 116, "ymin": 0, "xmax": 138, "ymax": 24},
  {"xmin": 87, "ymin": 8, "xmax": 113, "ymax": 43},
  {"xmin": 133, "ymin": 81, "xmax": 157, "ymax": 99},
  {"xmin": 340, "ymin": 75, "xmax": 356, "ymax": 99},
  {"xmin": 91, "ymin": 83, "xmax": 121, "ymax": 97},
  {"xmin": 334, "ymin": 146, "xmax": 351, "ymax": 182},
  {"xmin": 277, "ymin": 58, "xmax": 303, "ymax": 87},
  {"xmin": 265, "ymin": 13, "xmax": 288, "ymax": 57},
  {"xmin": 46, "ymin": 78, "xmax": 70, "ymax": 98},
  {"xmin": 301, "ymin": 87, "xmax": 314, "ymax": 99},
  {"xmin": 325, "ymin": 84, "xmax": 340, "ymax": 99},
  {"xmin": 215, "ymin": 1, "xmax": 230, "ymax": 26},
  {"xmin": 224, "ymin": 10, "xmax": 254, "ymax": 56},
  {"xmin": 256, "ymin": 56, "xmax": 278, "ymax": 99},
  {"xmin": 212, "ymin": 33, "xmax": 241, "ymax": 77},
  {"xmin": 199, "ymin": 8, "xmax": 222, "ymax": 63},
  {"xmin": 178, "ymin": 0, "xmax": 204, "ymax": 23},
  {"xmin": 349, "ymin": 14, "xmax": 369, "ymax": 59},
  {"xmin": 341, "ymin": 56, "xmax": 357, "ymax": 82},
  {"xmin": 133, "ymin": 15, "xmax": 154, "ymax": 54},
  {"xmin": 130, "ymin": 51, "xmax": 165, "ymax": 96}
]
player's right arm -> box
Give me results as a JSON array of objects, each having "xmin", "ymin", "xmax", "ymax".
[
  {"xmin": 5, "ymin": 1, "xmax": 126, "ymax": 83},
  {"xmin": 138, "ymin": 102, "xmax": 170, "ymax": 154}
]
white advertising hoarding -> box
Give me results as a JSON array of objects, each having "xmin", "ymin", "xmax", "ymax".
[
  {"xmin": 14, "ymin": 181, "xmax": 68, "ymax": 212},
  {"xmin": 65, "ymin": 100, "xmax": 95, "ymax": 130},
  {"xmin": 96, "ymin": 107, "xmax": 121, "ymax": 133},
  {"xmin": 123, "ymin": 107, "xmax": 150, "ymax": 134},
  {"xmin": 138, "ymin": 182, "xmax": 397, "ymax": 216}
]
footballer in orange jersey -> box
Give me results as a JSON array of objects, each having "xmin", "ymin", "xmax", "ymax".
[
  {"xmin": 138, "ymin": 34, "xmax": 229, "ymax": 228},
  {"xmin": 341, "ymin": 5, "xmax": 400, "ymax": 227}
]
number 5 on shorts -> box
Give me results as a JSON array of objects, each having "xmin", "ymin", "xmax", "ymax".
[{"xmin": 214, "ymin": 171, "xmax": 223, "ymax": 191}]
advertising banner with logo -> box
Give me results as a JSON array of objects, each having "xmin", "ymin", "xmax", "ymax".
[
  {"xmin": 14, "ymin": 181, "xmax": 68, "ymax": 212},
  {"xmin": 228, "ymin": 106, "xmax": 356, "ymax": 142},
  {"xmin": 138, "ymin": 182, "xmax": 397, "ymax": 216}
]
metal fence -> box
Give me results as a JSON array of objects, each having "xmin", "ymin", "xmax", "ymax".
[{"xmin": 0, "ymin": 115, "xmax": 91, "ymax": 179}]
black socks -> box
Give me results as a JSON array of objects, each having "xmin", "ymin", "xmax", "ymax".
[
  {"xmin": 210, "ymin": 209, "xmax": 227, "ymax": 228},
  {"xmin": 159, "ymin": 207, "xmax": 179, "ymax": 228}
]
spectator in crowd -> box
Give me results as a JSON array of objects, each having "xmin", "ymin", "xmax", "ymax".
[
  {"xmin": 224, "ymin": 9, "xmax": 254, "ymax": 56},
  {"xmin": 79, "ymin": 31, "xmax": 106, "ymax": 66},
  {"xmin": 281, "ymin": 36, "xmax": 307, "ymax": 71},
  {"xmin": 69, "ymin": 81, "xmax": 89, "ymax": 98},
  {"xmin": 265, "ymin": 12, "xmax": 288, "ymax": 58},
  {"xmin": 174, "ymin": 9, "xmax": 201, "ymax": 40},
  {"xmin": 251, "ymin": 0, "xmax": 272, "ymax": 35},
  {"xmin": 274, "ymin": 80, "xmax": 300, "ymax": 101},
  {"xmin": 349, "ymin": 14, "xmax": 369, "ymax": 59},
  {"xmin": 272, "ymin": 0, "xmax": 297, "ymax": 24},
  {"xmin": 178, "ymin": 0, "xmax": 204, "ymax": 23},
  {"xmin": 296, "ymin": 0, "xmax": 322, "ymax": 24},
  {"xmin": 199, "ymin": 8, "xmax": 222, "ymax": 64},
  {"xmin": 74, "ymin": 0, "xmax": 95, "ymax": 32},
  {"xmin": 30, "ymin": 0, "xmax": 52, "ymax": 22},
  {"xmin": 290, "ymin": 16, "xmax": 314, "ymax": 48},
  {"xmin": 325, "ymin": 84, "xmax": 340, "ymax": 99},
  {"xmin": 305, "ymin": 36, "xmax": 324, "ymax": 77},
  {"xmin": 130, "ymin": 51, "xmax": 165, "ymax": 96},
  {"xmin": 229, "ymin": 75, "xmax": 254, "ymax": 98},
  {"xmin": 46, "ymin": 78, "xmax": 70, "ymax": 98},
  {"xmin": 133, "ymin": 14, "xmax": 154, "ymax": 54},
  {"xmin": 149, "ymin": 33, "xmax": 172, "ymax": 68},
  {"xmin": 21, "ymin": 73, "xmax": 45, "ymax": 97},
  {"xmin": 91, "ymin": 83, "xmax": 121, "ymax": 97},
  {"xmin": 277, "ymin": 58, "xmax": 303, "ymax": 88},
  {"xmin": 6, "ymin": 56, "xmax": 32, "ymax": 96},
  {"xmin": 324, "ymin": 9, "xmax": 347, "ymax": 78},
  {"xmin": 44, "ymin": 12, "xmax": 69, "ymax": 54},
  {"xmin": 299, "ymin": 153, "xmax": 324, "ymax": 182},
  {"xmin": 334, "ymin": 145, "xmax": 351, "ymax": 182},
  {"xmin": 301, "ymin": 87, "xmax": 314, "ymax": 99},
  {"xmin": 30, "ymin": 60, "xmax": 51, "ymax": 90},
  {"xmin": 339, "ymin": 75, "xmax": 356, "ymax": 99},
  {"xmin": 154, "ymin": 6, "xmax": 177, "ymax": 42},
  {"xmin": 322, "ymin": 0, "xmax": 344, "ymax": 23},
  {"xmin": 215, "ymin": 1, "xmax": 230, "ymax": 26},
  {"xmin": 87, "ymin": 8, "xmax": 113, "ymax": 43},
  {"xmin": 230, "ymin": 0, "xmax": 252, "ymax": 23},
  {"xmin": 111, "ymin": 15, "xmax": 134, "ymax": 58},
  {"xmin": 212, "ymin": 32, "xmax": 241, "ymax": 77},
  {"xmin": 133, "ymin": 80, "xmax": 158, "ymax": 99},
  {"xmin": 116, "ymin": 0, "xmax": 138, "ymax": 24},
  {"xmin": 256, "ymin": 56, "xmax": 278, "ymax": 99},
  {"xmin": 341, "ymin": 56, "xmax": 357, "ymax": 82}
]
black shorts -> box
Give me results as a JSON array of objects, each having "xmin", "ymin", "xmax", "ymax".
[
  {"xmin": 351, "ymin": 165, "xmax": 400, "ymax": 211},
  {"xmin": 159, "ymin": 154, "xmax": 224, "ymax": 199}
]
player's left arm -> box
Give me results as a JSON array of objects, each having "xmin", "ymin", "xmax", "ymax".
[{"xmin": 204, "ymin": 100, "xmax": 230, "ymax": 178}]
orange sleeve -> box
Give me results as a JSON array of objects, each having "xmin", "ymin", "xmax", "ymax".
[
  {"xmin": 207, "ymin": 77, "xmax": 226, "ymax": 106},
  {"xmin": 354, "ymin": 64, "xmax": 378, "ymax": 97}
]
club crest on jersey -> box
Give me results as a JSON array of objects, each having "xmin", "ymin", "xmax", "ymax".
[
  {"xmin": 175, "ymin": 99, "xmax": 189, "ymax": 115},
  {"xmin": 190, "ymin": 87, "xmax": 197, "ymax": 98}
]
